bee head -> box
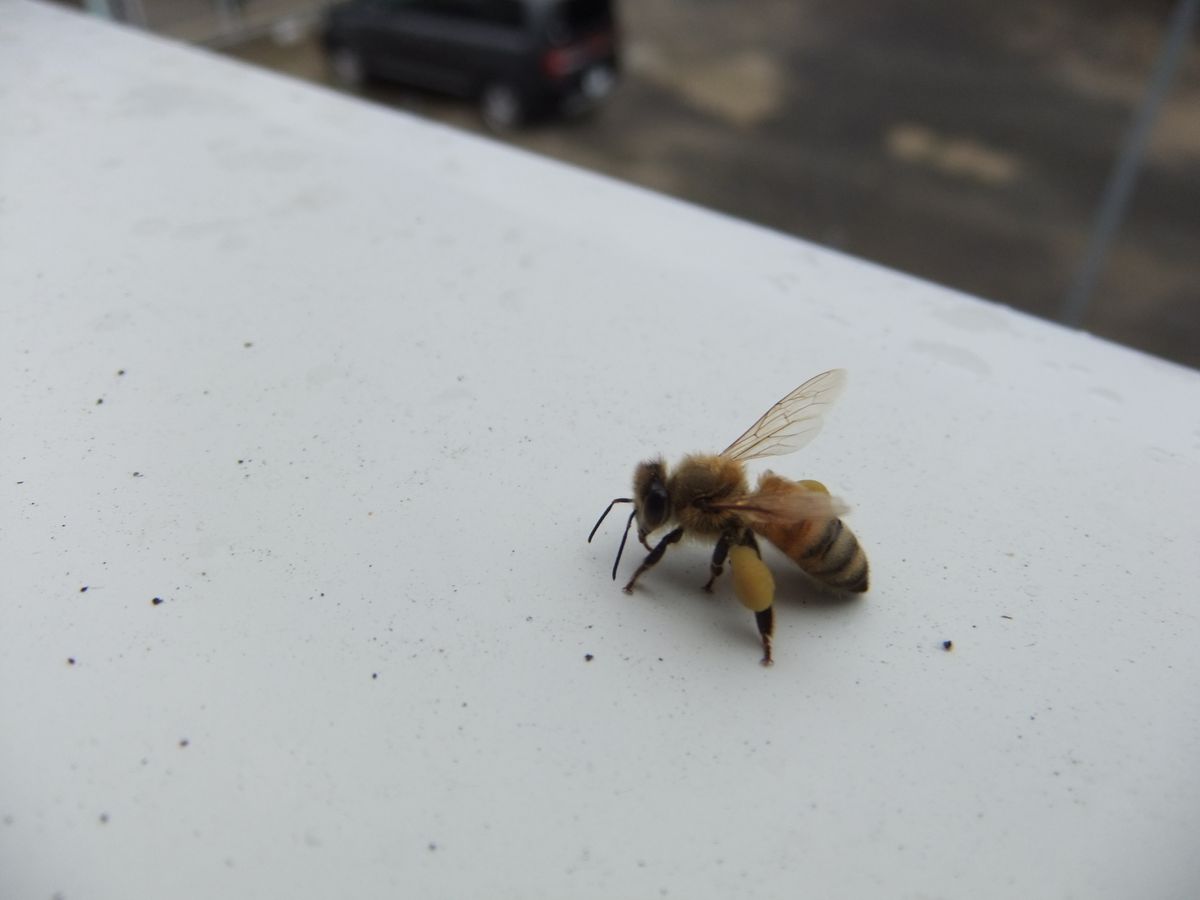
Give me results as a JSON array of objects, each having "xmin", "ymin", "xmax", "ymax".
[
  {"xmin": 633, "ymin": 458, "xmax": 671, "ymax": 543},
  {"xmin": 586, "ymin": 459, "xmax": 673, "ymax": 584}
]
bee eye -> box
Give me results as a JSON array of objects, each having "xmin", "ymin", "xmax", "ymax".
[
  {"xmin": 632, "ymin": 459, "xmax": 670, "ymax": 534},
  {"xmin": 643, "ymin": 484, "xmax": 669, "ymax": 527}
]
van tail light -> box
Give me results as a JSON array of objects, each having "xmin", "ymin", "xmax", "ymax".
[
  {"xmin": 542, "ymin": 31, "xmax": 614, "ymax": 79},
  {"xmin": 541, "ymin": 48, "xmax": 574, "ymax": 78}
]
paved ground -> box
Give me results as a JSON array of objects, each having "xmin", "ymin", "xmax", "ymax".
[{"xmin": 221, "ymin": 0, "xmax": 1200, "ymax": 368}]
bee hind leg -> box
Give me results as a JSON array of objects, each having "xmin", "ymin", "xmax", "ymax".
[
  {"xmin": 623, "ymin": 527, "xmax": 684, "ymax": 594},
  {"xmin": 755, "ymin": 607, "xmax": 775, "ymax": 667}
]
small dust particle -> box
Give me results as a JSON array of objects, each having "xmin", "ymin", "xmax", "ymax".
[
  {"xmin": 179, "ymin": 739, "xmax": 189, "ymax": 748},
  {"xmin": 243, "ymin": 341, "xmax": 254, "ymax": 348},
  {"xmin": 584, "ymin": 654, "xmax": 594, "ymax": 662},
  {"xmin": 151, "ymin": 597, "xmax": 163, "ymax": 606},
  {"xmin": 96, "ymin": 398, "xmax": 104, "ymax": 405},
  {"xmin": 117, "ymin": 369, "xmax": 126, "ymax": 376},
  {"xmin": 428, "ymin": 842, "xmax": 438, "ymax": 851},
  {"xmin": 1001, "ymin": 614, "xmax": 1013, "ymax": 620},
  {"xmin": 942, "ymin": 640, "xmax": 953, "ymax": 651},
  {"xmin": 99, "ymin": 813, "xmax": 109, "ymax": 824},
  {"xmin": 372, "ymin": 673, "xmax": 378, "ymax": 680},
  {"xmin": 79, "ymin": 586, "xmax": 88, "ymax": 593},
  {"xmin": 67, "ymin": 657, "xmax": 76, "ymax": 666}
]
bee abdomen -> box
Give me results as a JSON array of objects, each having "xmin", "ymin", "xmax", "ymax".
[{"xmin": 759, "ymin": 517, "xmax": 870, "ymax": 593}]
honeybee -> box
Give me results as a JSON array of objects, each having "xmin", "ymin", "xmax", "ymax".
[{"xmin": 588, "ymin": 369, "xmax": 868, "ymax": 666}]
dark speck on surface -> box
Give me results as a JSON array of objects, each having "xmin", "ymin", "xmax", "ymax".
[
  {"xmin": 152, "ymin": 597, "xmax": 163, "ymax": 606},
  {"xmin": 585, "ymin": 653, "xmax": 594, "ymax": 662},
  {"xmin": 179, "ymin": 739, "xmax": 189, "ymax": 748},
  {"xmin": 428, "ymin": 842, "xmax": 437, "ymax": 851},
  {"xmin": 117, "ymin": 369, "xmax": 126, "ymax": 376},
  {"xmin": 99, "ymin": 813, "xmax": 109, "ymax": 824},
  {"xmin": 95, "ymin": 398, "xmax": 103, "ymax": 405},
  {"xmin": 372, "ymin": 672, "xmax": 378, "ymax": 680},
  {"xmin": 942, "ymin": 640, "xmax": 953, "ymax": 651},
  {"xmin": 243, "ymin": 341, "xmax": 254, "ymax": 348},
  {"xmin": 67, "ymin": 657, "xmax": 76, "ymax": 666},
  {"xmin": 79, "ymin": 586, "xmax": 88, "ymax": 593}
]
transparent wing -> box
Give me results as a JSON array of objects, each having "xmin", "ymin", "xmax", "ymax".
[
  {"xmin": 720, "ymin": 369, "xmax": 847, "ymax": 462},
  {"xmin": 707, "ymin": 489, "xmax": 848, "ymax": 527}
]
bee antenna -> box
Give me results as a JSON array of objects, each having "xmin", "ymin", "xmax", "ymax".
[
  {"xmin": 588, "ymin": 497, "xmax": 633, "ymax": 543},
  {"xmin": 611, "ymin": 508, "xmax": 637, "ymax": 581}
]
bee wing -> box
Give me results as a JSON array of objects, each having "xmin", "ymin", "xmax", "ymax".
[
  {"xmin": 720, "ymin": 369, "xmax": 848, "ymax": 461},
  {"xmin": 707, "ymin": 490, "xmax": 849, "ymax": 527}
]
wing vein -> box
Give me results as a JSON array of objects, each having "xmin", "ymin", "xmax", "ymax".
[{"xmin": 720, "ymin": 369, "xmax": 847, "ymax": 462}]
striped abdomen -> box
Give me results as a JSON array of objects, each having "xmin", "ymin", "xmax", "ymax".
[{"xmin": 751, "ymin": 474, "xmax": 869, "ymax": 593}]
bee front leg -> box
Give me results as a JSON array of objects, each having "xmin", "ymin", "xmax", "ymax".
[{"xmin": 623, "ymin": 527, "xmax": 684, "ymax": 594}]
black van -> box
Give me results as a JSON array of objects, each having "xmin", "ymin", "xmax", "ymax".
[{"xmin": 322, "ymin": 0, "xmax": 618, "ymax": 129}]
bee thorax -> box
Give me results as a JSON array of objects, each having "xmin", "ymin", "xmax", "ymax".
[{"xmin": 669, "ymin": 453, "xmax": 748, "ymax": 536}]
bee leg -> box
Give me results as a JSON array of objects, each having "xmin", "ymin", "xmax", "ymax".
[
  {"xmin": 755, "ymin": 607, "xmax": 775, "ymax": 667},
  {"xmin": 702, "ymin": 533, "xmax": 733, "ymax": 593},
  {"xmin": 623, "ymin": 527, "xmax": 684, "ymax": 594},
  {"xmin": 739, "ymin": 532, "xmax": 774, "ymax": 665}
]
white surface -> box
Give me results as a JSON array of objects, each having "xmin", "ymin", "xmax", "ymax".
[{"xmin": 3, "ymin": 3, "xmax": 1200, "ymax": 898}]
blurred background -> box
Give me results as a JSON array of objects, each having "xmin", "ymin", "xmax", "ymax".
[{"xmin": 72, "ymin": 0, "xmax": 1199, "ymax": 368}]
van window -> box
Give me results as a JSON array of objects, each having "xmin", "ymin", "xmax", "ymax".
[
  {"xmin": 478, "ymin": 0, "xmax": 526, "ymax": 27},
  {"xmin": 404, "ymin": 0, "xmax": 526, "ymax": 28}
]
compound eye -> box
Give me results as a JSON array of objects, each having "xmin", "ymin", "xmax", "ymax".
[{"xmin": 642, "ymin": 483, "xmax": 669, "ymax": 528}]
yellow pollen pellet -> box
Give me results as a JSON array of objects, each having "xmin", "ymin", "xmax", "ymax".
[
  {"xmin": 729, "ymin": 545, "xmax": 775, "ymax": 612},
  {"xmin": 796, "ymin": 479, "xmax": 828, "ymax": 494}
]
